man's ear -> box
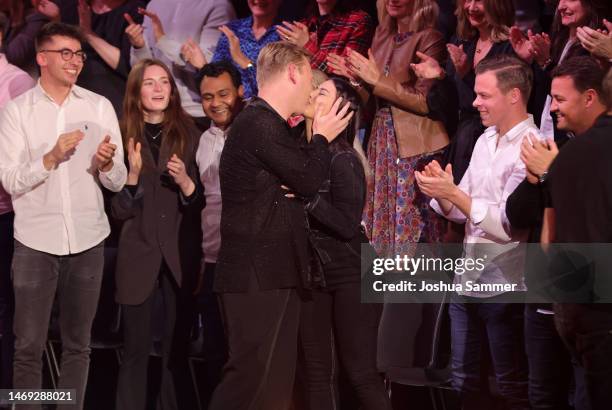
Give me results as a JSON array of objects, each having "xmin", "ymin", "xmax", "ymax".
[
  {"xmin": 583, "ymin": 89, "xmax": 598, "ymax": 109},
  {"xmin": 238, "ymin": 84, "xmax": 245, "ymax": 98},
  {"xmin": 36, "ymin": 50, "xmax": 47, "ymax": 68},
  {"xmin": 509, "ymin": 87, "xmax": 522, "ymax": 105},
  {"xmin": 287, "ymin": 63, "xmax": 298, "ymax": 85}
]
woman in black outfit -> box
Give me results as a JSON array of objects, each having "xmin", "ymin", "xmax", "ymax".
[
  {"xmin": 112, "ymin": 58, "xmax": 202, "ymax": 410},
  {"xmin": 296, "ymin": 77, "xmax": 392, "ymax": 410}
]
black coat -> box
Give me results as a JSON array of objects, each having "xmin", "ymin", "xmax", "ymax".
[
  {"xmin": 305, "ymin": 150, "xmax": 368, "ymax": 286},
  {"xmin": 214, "ymin": 98, "xmax": 332, "ymax": 293},
  {"xmin": 112, "ymin": 126, "xmax": 203, "ymax": 305}
]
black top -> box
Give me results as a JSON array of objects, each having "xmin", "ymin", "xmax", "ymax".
[
  {"xmin": 441, "ymin": 37, "xmax": 514, "ymax": 184},
  {"xmin": 144, "ymin": 122, "xmax": 163, "ymax": 164},
  {"xmin": 506, "ymin": 136, "xmax": 570, "ymax": 306},
  {"xmin": 215, "ymin": 97, "xmax": 332, "ymax": 293},
  {"xmin": 546, "ymin": 114, "xmax": 612, "ymax": 243},
  {"xmin": 447, "ymin": 37, "xmax": 514, "ymax": 119},
  {"xmin": 60, "ymin": 0, "xmax": 145, "ymax": 116},
  {"xmin": 305, "ymin": 150, "xmax": 367, "ymax": 286}
]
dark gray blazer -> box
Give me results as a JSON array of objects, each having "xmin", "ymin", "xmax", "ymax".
[{"xmin": 112, "ymin": 126, "xmax": 203, "ymax": 305}]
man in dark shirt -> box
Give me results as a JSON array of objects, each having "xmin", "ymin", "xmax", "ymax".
[
  {"xmin": 208, "ymin": 42, "xmax": 353, "ymax": 410},
  {"xmin": 507, "ymin": 56, "xmax": 609, "ymax": 410},
  {"xmin": 540, "ymin": 57, "xmax": 612, "ymax": 410}
]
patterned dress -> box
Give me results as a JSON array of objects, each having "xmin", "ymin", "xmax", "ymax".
[{"xmin": 363, "ymin": 32, "xmax": 447, "ymax": 258}]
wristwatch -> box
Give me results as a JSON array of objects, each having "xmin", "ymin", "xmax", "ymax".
[{"xmin": 538, "ymin": 171, "xmax": 548, "ymax": 184}]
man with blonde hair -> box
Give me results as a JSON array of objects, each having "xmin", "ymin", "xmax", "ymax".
[{"xmin": 208, "ymin": 41, "xmax": 353, "ymax": 410}]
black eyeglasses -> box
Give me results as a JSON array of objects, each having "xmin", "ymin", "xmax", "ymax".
[{"xmin": 40, "ymin": 48, "xmax": 87, "ymax": 62}]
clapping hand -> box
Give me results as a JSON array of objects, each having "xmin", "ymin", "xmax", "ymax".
[
  {"xmin": 44, "ymin": 130, "xmax": 85, "ymax": 170},
  {"xmin": 219, "ymin": 25, "xmax": 251, "ymax": 69},
  {"xmin": 346, "ymin": 49, "xmax": 381, "ymax": 86},
  {"xmin": 528, "ymin": 31, "xmax": 551, "ymax": 67},
  {"xmin": 167, "ymin": 154, "xmax": 195, "ymax": 196},
  {"xmin": 509, "ymin": 26, "xmax": 534, "ymax": 63},
  {"xmin": 410, "ymin": 51, "xmax": 444, "ymax": 79},
  {"xmin": 520, "ymin": 133, "xmax": 558, "ymax": 184},
  {"xmin": 124, "ymin": 13, "xmax": 145, "ymax": 48},
  {"xmin": 414, "ymin": 160, "xmax": 456, "ymax": 200},
  {"xmin": 180, "ymin": 38, "xmax": 207, "ymax": 69},
  {"xmin": 126, "ymin": 138, "xmax": 142, "ymax": 185},
  {"xmin": 137, "ymin": 7, "xmax": 165, "ymax": 42},
  {"xmin": 576, "ymin": 19, "xmax": 612, "ymax": 60},
  {"xmin": 77, "ymin": 0, "xmax": 92, "ymax": 34},
  {"xmin": 96, "ymin": 135, "xmax": 117, "ymax": 172},
  {"xmin": 326, "ymin": 52, "xmax": 355, "ymax": 80},
  {"xmin": 276, "ymin": 21, "xmax": 310, "ymax": 48},
  {"xmin": 37, "ymin": 0, "xmax": 60, "ymax": 21},
  {"xmin": 447, "ymin": 44, "xmax": 469, "ymax": 78}
]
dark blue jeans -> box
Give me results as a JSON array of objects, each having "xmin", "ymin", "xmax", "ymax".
[
  {"xmin": 524, "ymin": 304, "xmax": 570, "ymax": 410},
  {"xmin": 12, "ymin": 240, "xmax": 104, "ymax": 410},
  {"xmin": 449, "ymin": 294, "xmax": 529, "ymax": 410},
  {"xmin": 0, "ymin": 212, "xmax": 14, "ymax": 389}
]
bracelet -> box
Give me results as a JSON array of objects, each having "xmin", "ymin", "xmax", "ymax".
[{"xmin": 539, "ymin": 58, "xmax": 552, "ymax": 69}]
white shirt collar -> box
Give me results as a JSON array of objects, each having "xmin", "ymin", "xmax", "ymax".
[
  {"xmin": 483, "ymin": 114, "xmax": 536, "ymax": 142},
  {"xmin": 31, "ymin": 80, "xmax": 86, "ymax": 105}
]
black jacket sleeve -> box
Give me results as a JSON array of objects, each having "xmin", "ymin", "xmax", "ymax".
[
  {"xmin": 253, "ymin": 130, "xmax": 331, "ymax": 198},
  {"xmin": 506, "ymin": 178, "xmax": 544, "ymax": 230},
  {"xmin": 305, "ymin": 152, "xmax": 366, "ymax": 240}
]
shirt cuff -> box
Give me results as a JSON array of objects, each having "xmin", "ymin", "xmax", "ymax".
[
  {"xmin": 470, "ymin": 199, "xmax": 488, "ymax": 224},
  {"xmin": 99, "ymin": 160, "xmax": 126, "ymax": 191},
  {"xmin": 132, "ymin": 43, "xmax": 152, "ymax": 61},
  {"xmin": 311, "ymin": 134, "xmax": 329, "ymax": 146},
  {"xmin": 34, "ymin": 156, "xmax": 52, "ymax": 178},
  {"xmin": 157, "ymin": 36, "xmax": 183, "ymax": 64},
  {"xmin": 429, "ymin": 198, "xmax": 444, "ymax": 216}
]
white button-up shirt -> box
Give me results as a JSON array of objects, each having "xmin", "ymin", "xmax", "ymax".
[
  {"xmin": 430, "ymin": 115, "xmax": 543, "ymax": 296},
  {"xmin": 196, "ymin": 125, "xmax": 226, "ymax": 263},
  {"xmin": 0, "ymin": 83, "xmax": 127, "ymax": 255}
]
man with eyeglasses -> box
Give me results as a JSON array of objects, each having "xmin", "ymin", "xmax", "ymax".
[{"xmin": 0, "ymin": 22, "xmax": 126, "ymax": 410}]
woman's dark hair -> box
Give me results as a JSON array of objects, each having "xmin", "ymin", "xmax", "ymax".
[
  {"xmin": 327, "ymin": 77, "xmax": 362, "ymax": 155},
  {"xmin": 550, "ymin": 0, "xmax": 612, "ymax": 64},
  {"xmin": 306, "ymin": 0, "xmax": 362, "ymax": 17}
]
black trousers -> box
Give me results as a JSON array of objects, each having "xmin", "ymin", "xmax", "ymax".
[
  {"xmin": 554, "ymin": 303, "xmax": 612, "ymax": 410},
  {"xmin": 208, "ymin": 277, "xmax": 301, "ymax": 410},
  {"xmin": 116, "ymin": 265, "xmax": 192, "ymax": 410},
  {"xmin": 298, "ymin": 282, "xmax": 391, "ymax": 410}
]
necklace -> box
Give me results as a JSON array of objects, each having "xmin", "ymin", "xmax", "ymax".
[
  {"xmin": 146, "ymin": 128, "xmax": 162, "ymax": 140},
  {"xmin": 476, "ymin": 38, "xmax": 491, "ymax": 54}
]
